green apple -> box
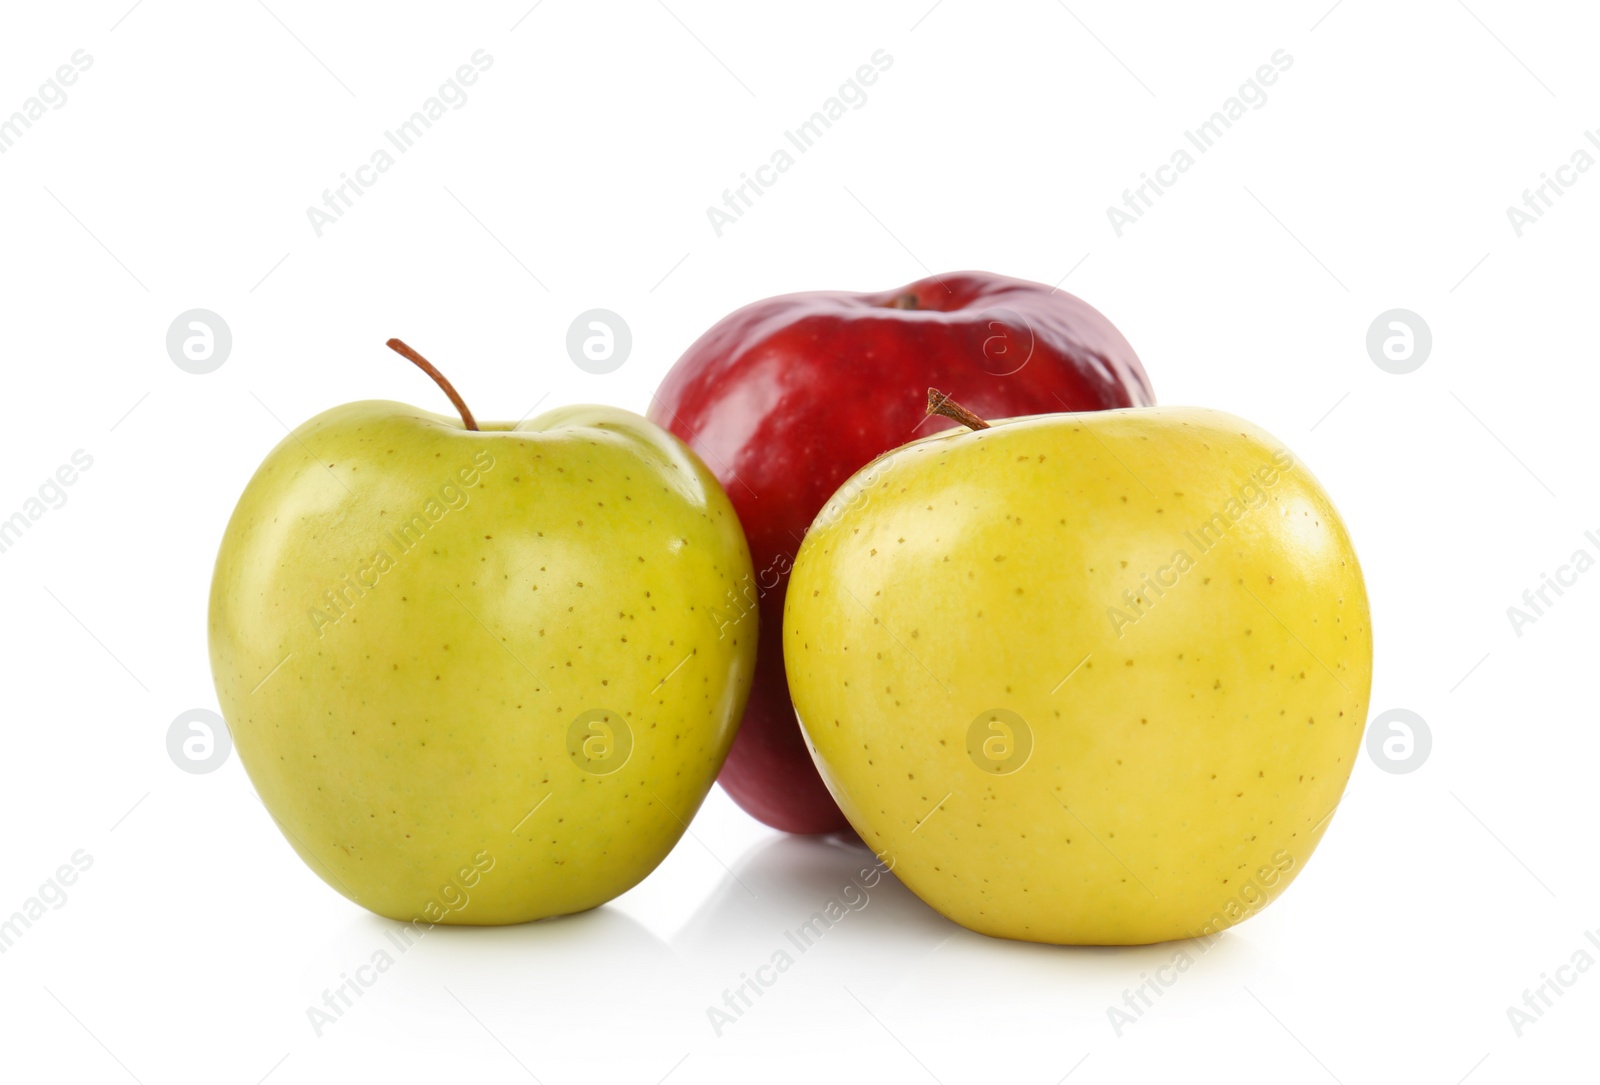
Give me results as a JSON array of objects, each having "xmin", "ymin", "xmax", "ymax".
[
  {"xmin": 209, "ymin": 341, "xmax": 757, "ymax": 924},
  {"xmin": 784, "ymin": 394, "xmax": 1371, "ymax": 945}
]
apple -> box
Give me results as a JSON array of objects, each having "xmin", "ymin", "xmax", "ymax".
[
  {"xmin": 783, "ymin": 393, "xmax": 1372, "ymax": 944},
  {"xmin": 208, "ymin": 341, "xmax": 757, "ymax": 924},
  {"xmin": 650, "ymin": 271, "xmax": 1153, "ymax": 833}
]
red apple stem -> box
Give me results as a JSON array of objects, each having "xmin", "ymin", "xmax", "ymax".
[
  {"xmin": 386, "ymin": 338, "xmax": 479, "ymax": 431},
  {"xmin": 926, "ymin": 388, "xmax": 990, "ymax": 430}
]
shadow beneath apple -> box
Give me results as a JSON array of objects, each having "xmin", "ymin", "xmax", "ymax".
[
  {"xmin": 671, "ymin": 831, "xmax": 953, "ymax": 966},
  {"xmin": 671, "ymin": 831, "xmax": 1273, "ymax": 999},
  {"xmin": 401, "ymin": 903, "xmax": 682, "ymax": 975},
  {"xmin": 894, "ymin": 916, "xmax": 1267, "ymax": 980},
  {"xmin": 871, "ymin": 915, "xmax": 1276, "ymax": 1051},
  {"xmin": 314, "ymin": 904, "xmax": 698, "ymax": 1045}
]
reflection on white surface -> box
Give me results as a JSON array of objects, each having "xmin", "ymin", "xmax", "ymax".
[{"xmin": 672, "ymin": 832, "xmax": 953, "ymax": 1036}]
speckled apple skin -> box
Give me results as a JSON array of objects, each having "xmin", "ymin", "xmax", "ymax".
[
  {"xmin": 784, "ymin": 407, "xmax": 1371, "ymax": 945},
  {"xmin": 209, "ymin": 401, "xmax": 756, "ymax": 924}
]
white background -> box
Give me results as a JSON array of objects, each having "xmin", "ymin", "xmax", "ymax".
[{"xmin": 0, "ymin": 0, "xmax": 1595, "ymax": 1081}]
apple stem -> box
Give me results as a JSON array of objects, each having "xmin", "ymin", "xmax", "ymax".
[
  {"xmin": 926, "ymin": 388, "xmax": 991, "ymax": 431},
  {"xmin": 386, "ymin": 339, "xmax": 479, "ymax": 431},
  {"xmin": 884, "ymin": 292, "xmax": 920, "ymax": 310}
]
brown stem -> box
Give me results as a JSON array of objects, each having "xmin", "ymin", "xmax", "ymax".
[
  {"xmin": 883, "ymin": 291, "xmax": 920, "ymax": 310},
  {"xmin": 386, "ymin": 338, "xmax": 479, "ymax": 431},
  {"xmin": 926, "ymin": 388, "xmax": 990, "ymax": 430}
]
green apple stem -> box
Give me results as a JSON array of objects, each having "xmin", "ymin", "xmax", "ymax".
[
  {"xmin": 386, "ymin": 339, "xmax": 479, "ymax": 431},
  {"xmin": 926, "ymin": 388, "xmax": 990, "ymax": 431}
]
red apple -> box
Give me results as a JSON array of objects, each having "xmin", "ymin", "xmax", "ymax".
[{"xmin": 649, "ymin": 271, "xmax": 1154, "ymax": 833}]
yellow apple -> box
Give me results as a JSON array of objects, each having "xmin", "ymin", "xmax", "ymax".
[
  {"xmin": 209, "ymin": 343, "xmax": 756, "ymax": 924},
  {"xmin": 784, "ymin": 401, "xmax": 1371, "ymax": 944}
]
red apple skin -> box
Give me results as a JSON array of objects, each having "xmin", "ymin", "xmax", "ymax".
[{"xmin": 649, "ymin": 271, "xmax": 1154, "ymax": 834}]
